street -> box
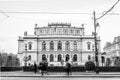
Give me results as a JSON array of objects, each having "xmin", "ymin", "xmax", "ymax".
[
  {"xmin": 1, "ymin": 77, "xmax": 120, "ymax": 80},
  {"xmin": 1, "ymin": 71, "xmax": 120, "ymax": 80}
]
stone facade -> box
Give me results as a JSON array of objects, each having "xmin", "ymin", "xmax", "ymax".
[
  {"xmin": 17, "ymin": 23, "xmax": 101, "ymax": 66},
  {"xmin": 103, "ymin": 36, "xmax": 120, "ymax": 65}
]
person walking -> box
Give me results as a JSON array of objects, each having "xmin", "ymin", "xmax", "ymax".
[
  {"xmin": 65, "ymin": 61, "xmax": 72, "ymax": 76},
  {"xmin": 33, "ymin": 62, "xmax": 37, "ymax": 73}
]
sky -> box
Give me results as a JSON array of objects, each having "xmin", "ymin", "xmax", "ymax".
[{"xmin": 0, "ymin": 0, "xmax": 120, "ymax": 54}]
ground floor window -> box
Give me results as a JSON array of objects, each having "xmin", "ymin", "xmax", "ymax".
[
  {"xmin": 66, "ymin": 54, "xmax": 70, "ymax": 61},
  {"xmin": 73, "ymin": 54, "xmax": 77, "ymax": 62},
  {"xmin": 42, "ymin": 54, "xmax": 47, "ymax": 62},
  {"xmin": 58, "ymin": 54, "xmax": 62, "ymax": 62},
  {"xmin": 50, "ymin": 54, "xmax": 54, "ymax": 62}
]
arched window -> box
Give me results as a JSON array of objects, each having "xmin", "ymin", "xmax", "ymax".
[
  {"xmin": 58, "ymin": 54, "xmax": 62, "ymax": 62},
  {"xmin": 74, "ymin": 41, "xmax": 77, "ymax": 50},
  {"xmin": 66, "ymin": 54, "xmax": 69, "ymax": 61},
  {"xmin": 87, "ymin": 42, "xmax": 91, "ymax": 50},
  {"xmin": 50, "ymin": 54, "xmax": 54, "ymax": 62},
  {"xmin": 42, "ymin": 41, "xmax": 46, "ymax": 51},
  {"xmin": 101, "ymin": 56, "xmax": 105, "ymax": 64},
  {"xmin": 88, "ymin": 55, "xmax": 91, "ymax": 60},
  {"xmin": 42, "ymin": 54, "xmax": 47, "ymax": 62},
  {"xmin": 28, "ymin": 42, "xmax": 32, "ymax": 50},
  {"xmin": 50, "ymin": 41, "xmax": 54, "ymax": 50},
  {"xmin": 28, "ymin": 55, "xmax": 31, "ymax": 60},
  {"xmin": 73, "ymin": 54, "xmax": 77, "ymax": 62},
  {"xmin": 65, "ymin": 41, "xmax": 70, "ymax": 51},
  {"xmin": 58, "ymin": 41, "xmax": 62, "ymax": 50}
]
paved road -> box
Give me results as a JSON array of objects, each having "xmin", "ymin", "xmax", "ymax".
[
  {"xmin": 1, "ymin": 71, "xmax": 120, "ymax": 80},
  {"xmin": 1, "ymin": 77, "xmax": 120, "ymax": 80}
]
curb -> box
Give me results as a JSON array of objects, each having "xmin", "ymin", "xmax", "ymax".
[{"xmin": 1, "ymin": 75, "xmax": 120, "ymax": 78}]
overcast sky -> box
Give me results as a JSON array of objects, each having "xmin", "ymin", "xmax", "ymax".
[{"xmin": 0, "ymin": 0, "xmax": 120, "ymax": 54}]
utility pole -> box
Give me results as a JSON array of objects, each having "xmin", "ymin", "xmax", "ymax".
[
  {"xmin": 25, "ymin": 44, "xmax": 27, "ymax": 66},
  {"xmin": 35, "ymin": 24, "xmax": 39, "ymax": 63},
  {"xmin": 93, "ymin": 11, "xmax": 99, "ymax": 74},
  {"xmin": 37, "ymin": 34, "xmax": 38, "ymax": 63},
  {"xmin": 93, "ymin": 0, "xmax": 120, "ymax": 74}
]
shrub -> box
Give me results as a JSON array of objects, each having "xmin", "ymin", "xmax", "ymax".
[{"xmin": 85, "ymin": 61, "xmax": 95, "ymax": 71}]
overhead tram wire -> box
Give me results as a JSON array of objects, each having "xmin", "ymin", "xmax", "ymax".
[
  {"xmin": 0, "ymin": 10, "xmax": 9, "ymax": 23},
  {"xmin": 96, "ymin": 0, "xmax": 120, "ymax": 20},
  {"xmin": 95, "ymin": 0, "xmax": 120, "ymax": 34},
  {"xmin": 1, "ymin": 11, "xmax": 120, "ymax": 15}
]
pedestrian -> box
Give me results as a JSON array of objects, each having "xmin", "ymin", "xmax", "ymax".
[
  {"xmin": 38, "ymin": 62, "xmax": 42, "ymax": 74},
  {"xmin": 33, "ymin": 62, "xmax": 37, "ymax": 73},
  {"xmin": 65, "ymin": 61, "xmax": 71, "ymax": 76}
]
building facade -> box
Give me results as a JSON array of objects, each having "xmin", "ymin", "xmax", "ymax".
[
  {"xmin": 17, "ymin": 23, "xmax": 101, "ymax": 66},
  {"xmin": 103, "ymin": 36, "xmax": 120, "ymax": 66}
]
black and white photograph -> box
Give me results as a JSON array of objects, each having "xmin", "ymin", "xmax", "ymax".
[{"xmin": 0, "ymin": 0, "xmax": 120, "ymax": 80}]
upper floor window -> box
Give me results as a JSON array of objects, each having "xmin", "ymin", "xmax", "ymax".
[
  {"xmin": 87, "ymin": 42, "xmax": 91, "ymax": 50},
  {"xmin": 88, "ymin": 55, "xmax": 91, "ymax": 60},
  {"xmin": 63, "ymin": 29, "xmax": 68, "ymax": 34},
  {"xmin": 74, "ymin": 41, "xmax": 77, "ymax": 50},
  {"xmin": 39, "ymin": 30, "xmax": 43, "ymax": 34},
  {"xmin": 58, "ymin": 41, "xmax": 62, "ymax": 50},
  {"xmin": 42, "ymin": 41, "xmax": 46, "ymax": 51},
  {"xmin": 50, "ymin": 54, "xmax": 54, "ymax": 62},
  {"xmin": 28, "ymin": 42, "xmax": 32, "ymax": 50},
  {"xmin": 28, "ymin": 55, "xmax": 31, "ymax": 60},
  {"xmin": 76, "ymin": 30, "xmax": 80, "ymax": 34},
  {"xmin": 65, "ymin": 41, "xmax": 70, "ymax": 51},
  {"xmin": 70, "ymin": 29, "xmax": 74, "ymax": 34},
  {"xmin": 50, "ymin": 41, "xmax": 54, "ymax": 50}
]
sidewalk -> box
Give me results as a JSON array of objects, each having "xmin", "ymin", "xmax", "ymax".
[{"xmin": 1, "ymin": 71, "xmax": 120, "ymax": 78}]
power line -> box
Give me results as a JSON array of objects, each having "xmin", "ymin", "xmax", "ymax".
[
  {"xmin": 0, "ymin": 10, "xmax": 9, "ymax": 17},
  {"xmin": 0, "ymin": 10, "xmax": 9, "ymax": 23},
  {"xmin": 1, "ymin": 11, "xmax": 120, "ymax": 15},
  {"xmin": 96, "ymin": 0, "xmax": 120, "ymax": 20}
]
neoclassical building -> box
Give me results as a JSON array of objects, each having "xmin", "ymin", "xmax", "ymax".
[{"xmin": 17, "ymin": 23, "xmax": 101, "ymax": 66}]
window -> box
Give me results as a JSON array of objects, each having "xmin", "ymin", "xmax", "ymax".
[
  {"xmin": 73, "ymin": 54, "xmax": 77, "ymax": 62},
  {"xmin": 65, "ymin": 41, "xmax": 70, "ymax": 51},
  {"xmin": 66, "ymin": 54, "xmax": 69, "ymax": 61},
  {"xmin": 42, "ymin": 41, "xmax": 46, "ymax": 51},
  {"xmin": 76, "ymin": 30, "xmax": 80, "ymax": 34},
  {"xmin": 87, "ymin": 42, "xmax": 91, "ymax": 50},
  {"xmin": 50, "ymin": 41, "xmax": 54, "ymax": 50},
  {"xmin": 28, "ymin": 55, "xmax": 31, "ymax": 60},
  {"xmin": 58, "ymin": 41, "xmax": 62, "ymax": 50},
  {"xmin": 39, "ymin": 30, "xmax": 42, "ymax": 34},
  {"xmin": 42, "ymin": 54, "xmax": 47, "ymax": 62},
  {"xmin": 70, "ymin": 29, "xmax": 74, "ymax": 34},
  {"xmin": 28, "ymin": 42, "xmax": 32, "ymax": 50},
  {"xmin": 50, "ymin": 54, "xmax": 54, "ymax": 62},
  {"xmin": 58, "ymin": 54, "xmax": 62, "ymax": 62},
  {"xmin": 74, "ymin": 41, "xmax": 77, "ymax": 50},
  {"xmin": 63, "ymin": 29, "xmax": 68, "ymax": 34},
  {"xmin": 92, "ymin": 44, "xmax": 94, "ymax": 51},
  {"xmin": 101, "ymin": 56, "xmax": 105, "ymax": 64},
  {"xmin": 88, "ymin": 55, "xmax": 91, "ymax": 60}
]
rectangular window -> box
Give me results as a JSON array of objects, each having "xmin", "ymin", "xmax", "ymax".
[{"xmin": 87, "ymin": 42, "xmax": 91, "ymax": 50}]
